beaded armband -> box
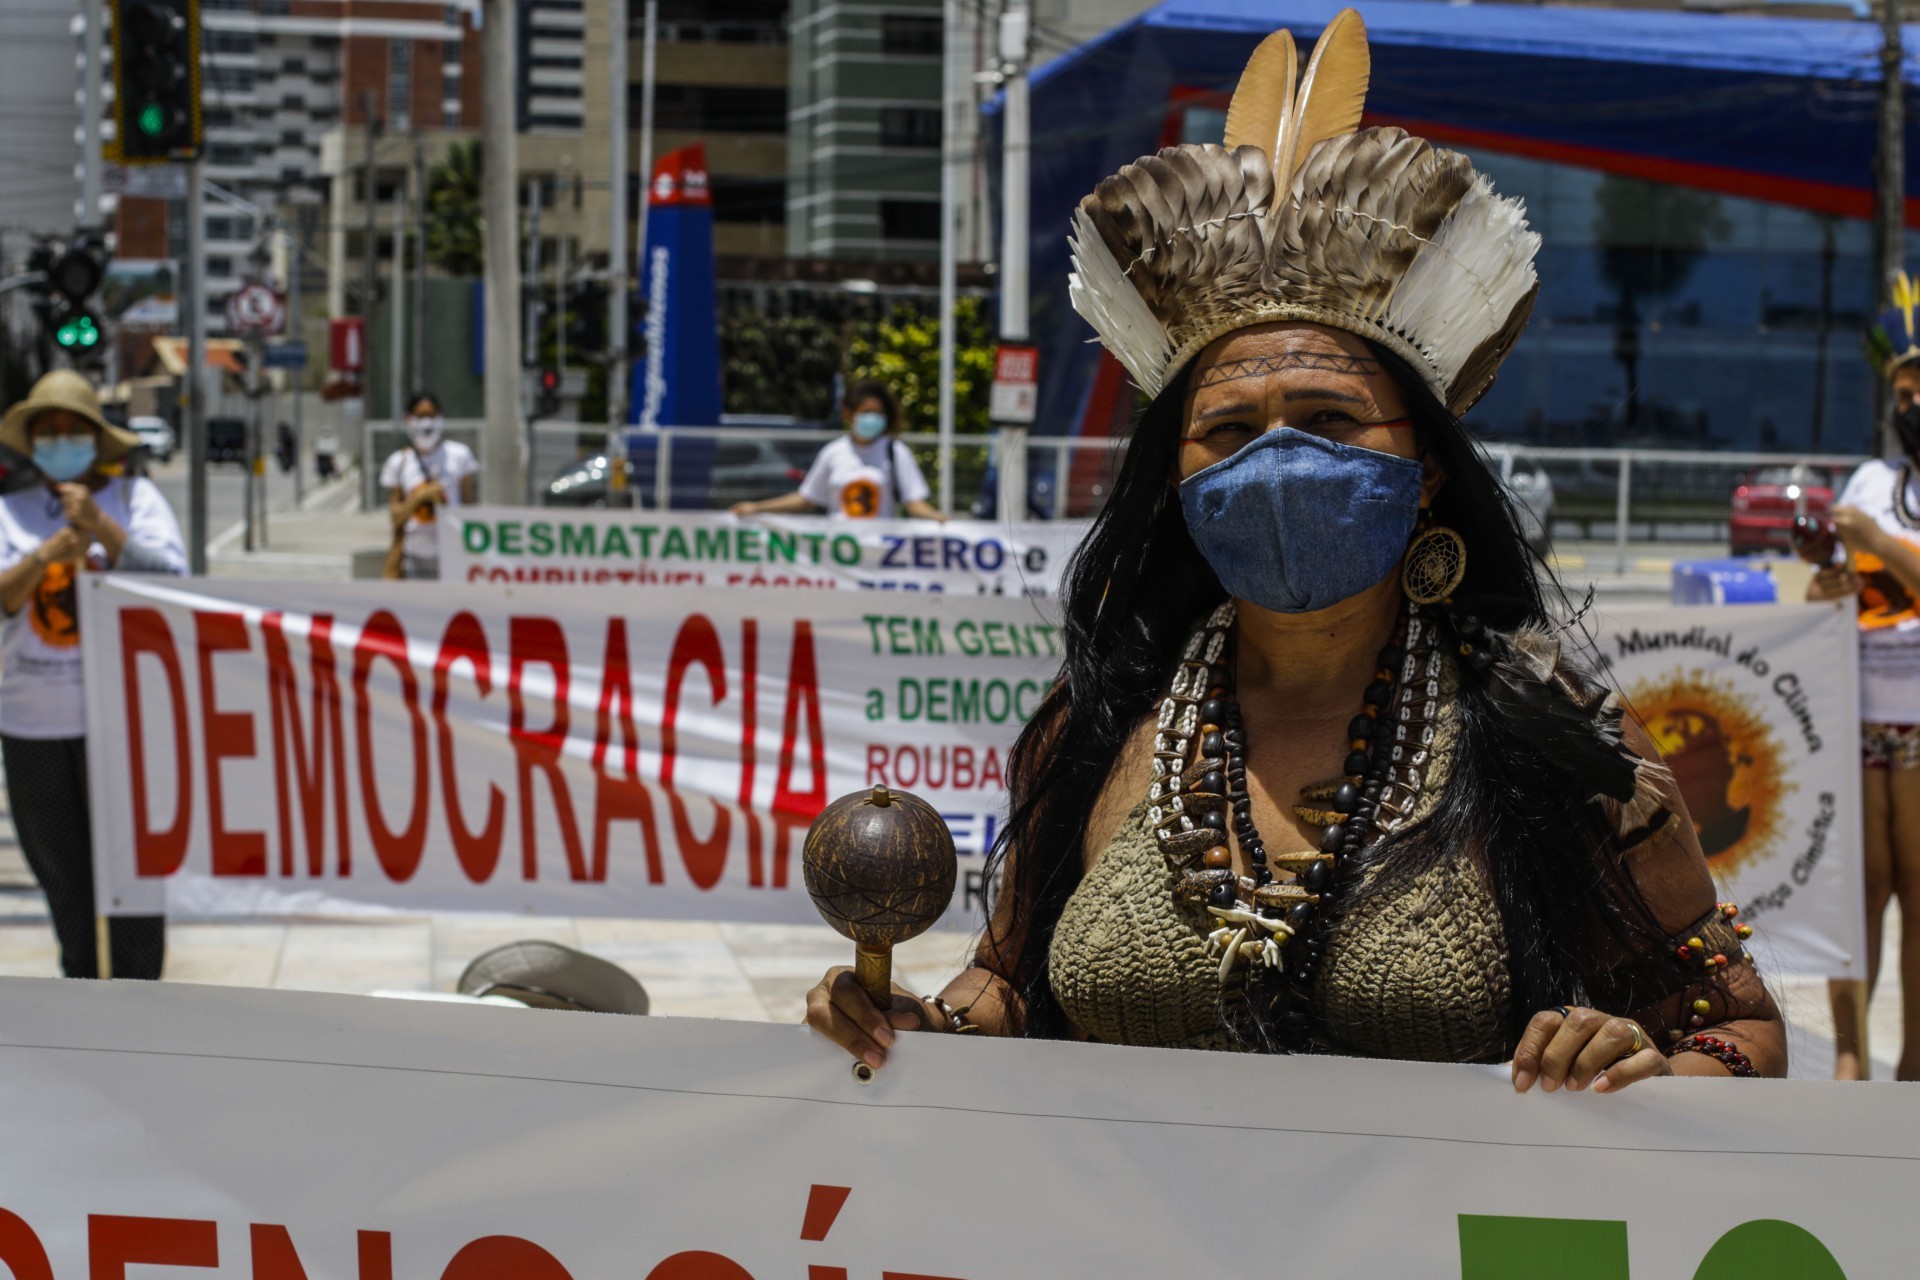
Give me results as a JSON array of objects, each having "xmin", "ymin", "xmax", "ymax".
[
  {"xmin": 924, "ymin": 995, "xmax": 979, "ymax": 1035},
  {"xmin": 1671, "ymin": 902, "xmax": 1753, "ymax": 978},
  {"xmin": 1668, "ymin": 1033, "xmax": 1759, "ymax": 1078}
]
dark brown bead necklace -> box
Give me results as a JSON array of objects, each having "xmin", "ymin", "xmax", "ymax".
[{"xmin": 1147, "ymin": 599, "xmax": 1442, "ymax": 1052}]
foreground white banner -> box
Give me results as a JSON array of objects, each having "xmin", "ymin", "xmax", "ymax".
[
  {"xmin": 81, "ymin": 575, "xmax": 1057, "ymax": 922},
  {"xmin": 0, "ymin": 979, "xmax": 1903, "ymax": 1277},
  {"xmin": 441, "ymin": 507, "xmax": 1089, "ymax": 596},
  {"xmin": 1593, "ymin": 602, "xmax": 1866, "ymax": 979}
]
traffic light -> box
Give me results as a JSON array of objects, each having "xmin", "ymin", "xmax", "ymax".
[
  {"xmin": 112, "ymin": 0, "xmax": 202, "ymax": 163},
  {"xmin": 535, "ymin": 367, "xmax": 561, "ymax": 418},
  {"xmin": 567, "ymin": 282, "xmax": 608, "ymax": 358},
  {"xmin": 54, "ymin": 312, "xmax": 101, "ymax": 351}
]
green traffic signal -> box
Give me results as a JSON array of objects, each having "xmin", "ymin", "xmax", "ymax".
[
  {"xmin": 137, "ymin": 103, "xmax": 165, "ymax": 137},
  {"xmin": 55, "ymin": 314, "xmax": 100, "ymax": 350}
]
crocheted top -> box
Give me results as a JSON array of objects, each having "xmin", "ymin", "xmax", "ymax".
[{"xmin": 1049, "ymin": 654, "xmax": 1516, "ymax": 1061}]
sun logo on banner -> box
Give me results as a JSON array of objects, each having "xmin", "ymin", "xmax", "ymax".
[
  {"xmin": 29, "ymin": 561, "xmax": 79, "ymax": 649},
  {"xmin": 1627, "ymin": 670, "xmax": 1794, "ymax": 876}
]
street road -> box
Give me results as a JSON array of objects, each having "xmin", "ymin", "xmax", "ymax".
[{"xmin": 147, "ymin": 449, "xmax": 306, "ymax": 549}]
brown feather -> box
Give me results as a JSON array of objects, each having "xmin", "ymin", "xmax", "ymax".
[
  {"xmin": 1222, "ymin": 28, "xmax": 1297, "ymax": 164},
  {"xmin": 1279, "ymin": 8, "xmax": 1369, "ymax": 182}
]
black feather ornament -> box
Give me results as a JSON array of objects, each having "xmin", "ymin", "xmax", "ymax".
[{"xmin": 1473, "ymin": 624, "xmax": 1639, "ymax": 805}]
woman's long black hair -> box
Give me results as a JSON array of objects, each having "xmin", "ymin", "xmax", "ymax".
[{"xmin": 982, "ymin": 346, "xmax": 1693, "ymax": 1042}]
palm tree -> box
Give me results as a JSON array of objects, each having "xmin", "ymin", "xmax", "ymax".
[{"xmin": 425, "ymin": 140, "xmax": 484, "ymax": 276}]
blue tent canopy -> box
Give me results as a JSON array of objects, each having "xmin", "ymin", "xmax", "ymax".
[{"xmin": 1017, "ymin": 0, "xmax": 1919, "ymax": 438}]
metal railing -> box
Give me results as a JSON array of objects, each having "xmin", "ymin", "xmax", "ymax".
[
  {"xmin": 361, "ymin": 422, "xmax": 1873, "ymax": 565},
  {"xmin": 1499, "ymin": 446, "xmax": 1870, "ymax": 571},
  {"xmin": 363, "ymin": 420, "xmax": 1132, "ymax": 520}
]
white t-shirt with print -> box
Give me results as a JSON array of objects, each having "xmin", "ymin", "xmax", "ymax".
[
  {"xmin": 798, "ymin": 435, "xmax": 931, "ymax": 520},
  {"xmin": 0, "ymin": 477, "xmax": 188, "ymax": 739},
  {"xmin": 380, "ymin": 440, "xmax": 478, "ymax": 560},
  {"xmin": 1836, "ymin": 459, "xmax": 1920, "ymax": 723}
]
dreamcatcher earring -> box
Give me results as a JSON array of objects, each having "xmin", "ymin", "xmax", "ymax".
[{"xmin": 1401, "ymin": 511, "xmax": 1466, "ymax": 606}]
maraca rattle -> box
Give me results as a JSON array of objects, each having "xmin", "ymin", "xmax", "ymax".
[
  {"xmin": 802, "ymin": 785, "xmax": 957, "ymax": 1079},
  {"xmin": 1789, "ymin": 513, "xmax": 1837, "ymax": 566}
]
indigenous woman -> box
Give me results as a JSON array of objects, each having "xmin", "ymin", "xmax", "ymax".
[
  {"xmin": 1811, "ymin": 279, "xmax": 1920, "ymax": 1079},
  {"xmin": 806, "ymin": 11, "xmax": 1783, "ymax": 1087}
]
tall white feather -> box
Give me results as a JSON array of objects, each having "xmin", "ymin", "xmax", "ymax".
[
  {"xmin": 1381, "ymin": 175, "xmax": 1540, "ymax": 390},
  {"xmin": 1068, "ymin": 206, "xmax": 1174, "ymax": 396}
]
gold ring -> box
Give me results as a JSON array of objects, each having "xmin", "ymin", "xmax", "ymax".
[{"xmin": 1617, "ymin": 1022, "xmax": 1644, "ymax": 1060}]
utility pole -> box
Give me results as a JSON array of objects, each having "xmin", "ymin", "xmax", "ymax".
[
  {"xmin": 80, "ymin": 0, "xmax": 104, "ymax": 232},
  {"xmin": 1875, "ymin": 0, "xmax": 1906, "ymax": 454},
  {"xmin": 607, "ymin": 0, "xmax": 631, "ymax": 434},
  {"xmin": 937, "ymin": 0, "xmax": 961, "ymax": 515},
  {"xmin": 185, "ymin": 160, "xmax": 208, "ymax": 575},
  {"xmin": 360, "ymin": 92, "xmax": 383, "ymax": 329},
  {"xmin": 993, "ymin": 0, "xmax": 1031, "ymax": 520},
  {"xmin": 481, "ymin": 0, "xmax": 525, "ymax": 504},
  {"xmin": 523, "ymin": 180, "xmax": 543, "ymax": 502},
  {"xmin": 557, "ymin": 224, "xmax": 569, "ymax": 374},
  {"xmin": 412, "ymin": 139, "xmax": 427, "ymax": 393},
  {"xmin": 390, "ymin": 186, "xmax": 406, "ymax": 426},
  {"xmin": 287, "ymin": 215, "xmax": 304, "ymax": 504}
]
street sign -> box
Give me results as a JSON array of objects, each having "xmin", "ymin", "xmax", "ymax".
[
  {"xmin": 989, "ymin": 343, "xmax": 1040, "ymax": 424},
  {"xmin": 330, "ymin": 316, "xmax": 365, "ymax": 372},
  {"xmin": 225, "ymin": 283, "xmax": 285, "ymax": 336},
  {"xmin": 263, "ymin": 341, "xmax": 308, "ymax": 370},
  {"xmin": 101, "ymin": 162, "xmax": 188, "ymax": 199}
]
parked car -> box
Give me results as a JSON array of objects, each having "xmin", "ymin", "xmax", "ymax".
[
  {"xmin": 128, "ymin": 415, "xmax": 175, "ymax": 463},
  {"xmin": 1479, "ymin": 443, "xmax": 1556, "ymax": 554},
  {"xmin": 547, "ymin": 436, "xmax": 822, "ymax": 509},
  {"xmin": 207, "ymin": 416, "xmax": 248, "ymax": 464},
  {"xmin": 1730, "ymin": 465, "xmax": 1835, "ymax": 556}
]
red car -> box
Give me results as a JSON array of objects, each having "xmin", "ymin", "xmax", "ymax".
[{"xmin": 1730, "ymin": 466, "xmax": 1834, "ymax": 556}]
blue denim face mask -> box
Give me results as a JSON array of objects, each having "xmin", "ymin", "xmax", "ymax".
[
  {"xmin": 1179, "ymin": 427, "xmax": 1425, "ymax": 613},
  {"xmin": 33, "ymin": 436, "xmax": 96, "ymax": 483}
]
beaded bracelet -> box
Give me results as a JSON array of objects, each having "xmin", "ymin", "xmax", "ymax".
[
  {"xmin": 1668, "ymin": 1033, "xmax": 1758, "ymax": 1078},
  {"xmin": 923, "ymin": 995, "xmax": 980, "ymax": 1035}
]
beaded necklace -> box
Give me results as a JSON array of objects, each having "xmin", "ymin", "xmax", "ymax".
[
  {"xmin": 1147, "ymin": 598, "xmax": 1444, "ymax": 1049},
  {"xmin": 1896, "ymin": 463, "xmax": 1920, "ymax": 532}
]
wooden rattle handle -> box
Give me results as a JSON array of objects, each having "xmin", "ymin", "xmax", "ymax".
[{"xmin": 854, "ymin": 943, "xmax": 892, "ymax": 1010}]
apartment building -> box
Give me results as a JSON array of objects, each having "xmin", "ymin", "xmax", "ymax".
[{"xmin": 783, "ymin": 0, "xmax": 1152, "ymax": 263}]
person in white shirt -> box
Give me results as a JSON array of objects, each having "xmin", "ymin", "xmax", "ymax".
[
  {"xmin": 731, "ymin": 381, "xmax": 946, "ymax": 522},
  {"xmin": 0, "ymin": 371, "xmax": 186, "ymax": 980},
  {"xmin": 1810, "ymin": 288, "xmax": 1920, "ymax": 1078},
  {"xmin": 380, "ymin": 390, "xmax": 478, "ymax": 578}
]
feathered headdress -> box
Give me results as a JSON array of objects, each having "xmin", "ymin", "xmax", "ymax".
[
  {"xmin": 1068, "ymin": 9, "xmax": 1541, "ymax": 414},
  {"xmin": 1866, "ymin": 271, "xmax": 1920, "ymax": 378}
]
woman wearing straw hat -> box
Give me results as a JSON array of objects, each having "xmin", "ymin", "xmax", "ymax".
[{"xmin": 0, "ymin": 371, "xmax": 186, "ymax": 979}]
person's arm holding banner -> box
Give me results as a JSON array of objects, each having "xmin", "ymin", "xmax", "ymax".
[
  {"xmin": 733, "ymin": 492, "xmax": 823, "ymax": 517},
  {"xmin": 1512, "ymin": 722, "xmax": 1786, "ymax": 1092},
  {"xmin": 1835, "ymin": 504, "xmax": 1920, "ymax": 599}
]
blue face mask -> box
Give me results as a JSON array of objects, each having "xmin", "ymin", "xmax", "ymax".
[
  {"xmin": 850, "ymin": 411, "xmax": 887, "ymax": 441},
  {"xmin": 33, "ymin": 436, "xmax": 97, "ymax": 483},
  {"xmin": 1179, "ymin": 427, "xmax": 1425, "ymax": 613}
]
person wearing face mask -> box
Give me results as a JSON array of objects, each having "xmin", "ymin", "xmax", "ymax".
[
  {"xmin": 0, "ymin": 371, "xmax": 186, "ymax": 980},
  {"xmin": 730, "ymin": 381, "xmax": 946, "ymax": 522},
  {"xmin": 806, "ymin": 11, "xmax": 1782, "ymax": 1087},
  {"xmin": 1807, "ymin": 281, "xmax": 1920, "ymax": 1078},
  {"xmin": 380, "ymin": 390, "xmax": 478, "ymax": 579}
]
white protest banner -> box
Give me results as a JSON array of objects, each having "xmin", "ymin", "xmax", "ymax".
[
  {"xmin": 441, "ymin": 507, "xmax": 1088, "ymax": 595},
  {"xmin": 1593, "ymin": 601, "xmax": 1865, "ymax": 979},
  {"xmin": 0, "ymin": 978, "xmax": 1905, "ymax": 1277},
  {"xmin": 81, "ymin": 575, "xmax": 1059, "ymax": 922}
]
